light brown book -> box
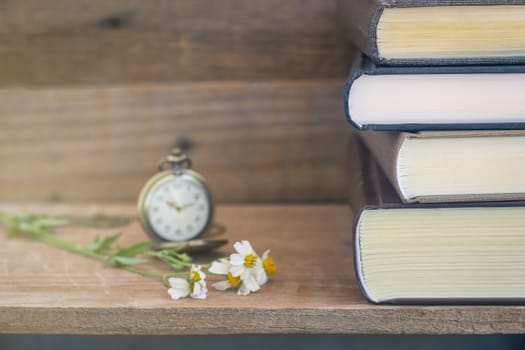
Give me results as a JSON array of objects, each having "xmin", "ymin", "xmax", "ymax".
[
  {"xmin": 337, "ymin": 0, "xmax": 525, "ymax": 65},
  {"xmin": 357, "ymin": 130, "xmax": 525, "ymax": 203},
  {"xmin": 349, "ymin": 135, "xmax": 525, "ymax": 304}
]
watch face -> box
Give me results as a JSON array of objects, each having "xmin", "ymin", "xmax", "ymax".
[{"xmin": 144, "ymin": 174, "xmax": 212, "ymax": 242}]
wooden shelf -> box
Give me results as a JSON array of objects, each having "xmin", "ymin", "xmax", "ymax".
[{"xmin": 1, "ymin": 203, "xmax": 525, "ymax": 335}]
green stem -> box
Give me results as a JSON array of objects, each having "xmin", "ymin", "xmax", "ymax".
[
  {"xmin": 35, "ymin": 230, "xmax": 168, "ymax": 279},
  {"xmin": 144, "ymin": 251, "xmax": 195, "ymax": 269},
  {"xmin": 123, "ymin": 266, "xmax": 168, "ymax": 279},
  {"xmin": 0, "ymin": 213, "xmax": 178, "ymax": 282},
  {"xmin": 36, "ymin": 230, "xmax": 104, "ymax": 260}
]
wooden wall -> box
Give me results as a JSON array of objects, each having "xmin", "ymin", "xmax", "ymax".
[{"xmin": 0, "ymin": 0, "xmax": 354, "ymax": 202}]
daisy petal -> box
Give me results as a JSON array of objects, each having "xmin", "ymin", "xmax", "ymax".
[
  {"xmin": 212, "ymin": 280, "xmax": 231, "ymax": 291},
  {"xmin": 234, "ymin": 240, "xmax": 253, "ymax": 256},
  {"xmin": 168, "ymin": 285, "xmax": 190, "ymax": 300},
  {"xmin": 195, "ymin": 289, "xmax": 208, "ymax": 299},
  {"xmin": 253, "ymin": 266, "xmax": 268, "ymax": 286},
  {"xmin": 192, "ymin": 282, "xmax": 202, "ymax": 296},
  {"xmin": 238, "ymin": 283, "xmax": 251, "ymax": 296},
  {"xmin": 230, "ymin": 254, "xmax": 244, "ymax": 266},
  {"xmin": 209, "ymin": 261, "xmax": 230, "ymax": 275},
  {"xmin": 240, "ymin": 268, "xmax": 252, "ymax": 281},
  {"xmin": 230, "ymin": 265, "xmax": 244, "ymax": 277},
  {"xmin": 168, "ymin": 277, "xmax": 189, "ymax": 289},
  {"xmin": 243, "ymin": 275, "xmax": 260, "ymax": 292},
  {"xmin": 262, "ymin": 249, "xmax": 270, "ymax": 259},
  {"xmin": 191, "ymin": 282, "xmax": 207, "ymax": 299}
]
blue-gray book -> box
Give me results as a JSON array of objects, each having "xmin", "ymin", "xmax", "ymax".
[{"xmin": 344, "ymin": 55, "xmax": 525, "ymax": 131}]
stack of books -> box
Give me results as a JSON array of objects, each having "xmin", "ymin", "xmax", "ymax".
[{"xmin": 339, "ymin": 0, "xmax": 525, "ymax": 304}]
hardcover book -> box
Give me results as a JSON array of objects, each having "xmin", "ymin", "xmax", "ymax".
[
  {"xmin": 344, "ymin": 55, "xmax": 525, "ymax": 130},
  {"xmin": 357, "ymin": 130, "xmax": 525, "ymax": 203},
  {"xmin": 349, "ymin": 135, "xmax": 525, "ymax": 304},
  {"xmin": 337, "ymin": 0, "xmax": 525, "ymax": 65}
]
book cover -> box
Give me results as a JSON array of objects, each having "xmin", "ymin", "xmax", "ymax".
[
  {"xmin": 349, "ymin": 135, "xmax": 525, "ymax": 304},
  {"xmin": 336, "ymin": 0, "xmax": 525, "ymax": 65},
  {"xmin": 344, "ymin": 55, "xmax": 525, "ymax": 131}
]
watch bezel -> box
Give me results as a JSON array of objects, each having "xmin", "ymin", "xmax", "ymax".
[{"xmin": 137, "ymin": 169, "xmax": 215, "ymax": 242}]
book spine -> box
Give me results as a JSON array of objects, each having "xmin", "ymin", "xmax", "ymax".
[
  {"xmin": 344, "ymin": 54, "xmax": 379, "ymax": 130},
  {"xmin": 349, "ymin": 134, "xmax": 418, "ymax": 303},
  {"xmin": 349, "ymin": 134, "xmax": 405, "ymax": 302},
  {"xmin": 348, "ymin": 133, "xmax": 404, "ymax": 211},
  {"xmin": 353, "ymin": 210, "xmax": 378, "ymax": 304},
  {"xmin": 348, "ymin": 135, "xmax": 379, "ymax": 304},
  {"xmin": 356, "ymin": 130, "xmax": 410, "ymax": 202},
  {"xmin": 348, "ymin": 135, "xmax": 382, "ymax": 214},
  {"xmin": 343, "ymin": 71, "xmax": 365, "ymax": 130}
]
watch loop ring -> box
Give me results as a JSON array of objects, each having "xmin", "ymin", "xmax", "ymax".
[{"xmin": 158, "ymin": 148, "xmax": 192, "ymax": 171}]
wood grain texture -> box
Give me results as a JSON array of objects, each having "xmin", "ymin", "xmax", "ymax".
[
  {"xmin": 0, "ymin": 80, "xmax": 351, "ymax": 202},
  {"xmin": 1, "ymin": 203, "xmax": 525, "ymax": 335},
  {"xmin": 0, "ymin": 0, "xmax": 352, "ymax": 86}
]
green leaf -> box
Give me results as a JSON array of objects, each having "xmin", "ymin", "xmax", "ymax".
[
  {"xmin": 33, "ymin": 217, "xmax": 68, "ymax": 229},
  {"xmin": 179, "ymin": 253, "xmax": 192, "ymax": 262},
  {"xmin": 19, "ymin": 222, "xmax": 38, "ymax": 232},
  {"xmin": 7, "ymin": 222, "xmax": 19, "ymax": 238},
  {"xmin": 104, "ymin": 256, "xmax": 112, "ymax": 268},
  {"xmin": 87, "ymin": 233, "xmax": 121, "ymax": 253},
  {"xmin": 87, "ymin": 238, "xmax": 103, "ymax": 252},
  {"xmin": 16, "ymin": 213, "xmax": 36, "ymax": 222},
  {"xmin": 113, "ymin": 256, "xmax": 148, "ymax": 266},
  {"xmin": 116, "ymin": 242, "xmax": 155, "ymax": 257}
]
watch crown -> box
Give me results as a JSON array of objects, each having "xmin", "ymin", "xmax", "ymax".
[{"xmin": 158, "ymin": 148, "xmax": 192, "ymax": 171}]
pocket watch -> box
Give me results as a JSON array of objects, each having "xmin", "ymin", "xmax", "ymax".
[{"xmin": 137, "ymin": 148, "xmax": 214, "ymax": 242}]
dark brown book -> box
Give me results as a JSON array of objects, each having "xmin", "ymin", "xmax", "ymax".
[
  {"xmin": 337, "ymin": 0, "xmax": 525, "ymax": 65},
  {"xmin": 349, "ymin": 134, "xmax": 525, "ymax": 304}
]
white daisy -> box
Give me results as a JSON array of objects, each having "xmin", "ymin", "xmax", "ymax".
[
  {"xmin": 209, "ymin": 258, "xmax": 260, "ymax": 295},
  {"xmin": 188, "ymin": 265, "xmax": 207, "ymax": 299},
  {"xmin": 167, "ymin": 264, "xmax": 207, "ymax": 300},
  {"xmin": 229, "ymin": 240, "xmax": 259, "ymax": 280},
  {"xmin": 209, "ymin": 259, "xmax": 237, "ymax": 291},
  {"xmin": 253, "ymin": 250, "xmax": 276, "ymax": 286},
  {"xmin": 262, "ymin": 249, "xmax": 276, "ymax": 277},
  {"xmin": 191, "ymin": 279, "xmax": 208, "ymax": 300}
]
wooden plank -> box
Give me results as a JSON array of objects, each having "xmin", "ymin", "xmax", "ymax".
[
  {"xmin": 1, "ymin": 203, "xmax": 525, "ymax": 335},
  {"xmin": 0, "ymin": 0, "xmax": 352, "ymax": 86},
  {"xmin": 0, "ymin": 80, "xmax": 351, "ymax": 202}
]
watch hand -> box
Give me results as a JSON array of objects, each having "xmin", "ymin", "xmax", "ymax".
[
  {"xmin": 166, "ymin": 200, "xmax": 183, "ymax": 212},
  {"xmin": 179, "ymin": 202, "xmax": 196, "ymax": 211},
  {"xmin": 167, "ymin": 186, "xmax": 184, "ymax": 212}
]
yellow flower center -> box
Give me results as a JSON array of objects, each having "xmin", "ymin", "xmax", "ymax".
[
  {"xmin": 227, "ymin": 272, "xmax": 241, "ymax": 287},
  {"xmin": 190, "ymin": 271, "xmax": 201, "ymax": 282},
  {"xmin": 263, "ymin": 257, "xmax": 276, "ymax": 276},
  {"xmin": 244, "ymin": 254, "xmax": 257, "ymax": 268}
]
